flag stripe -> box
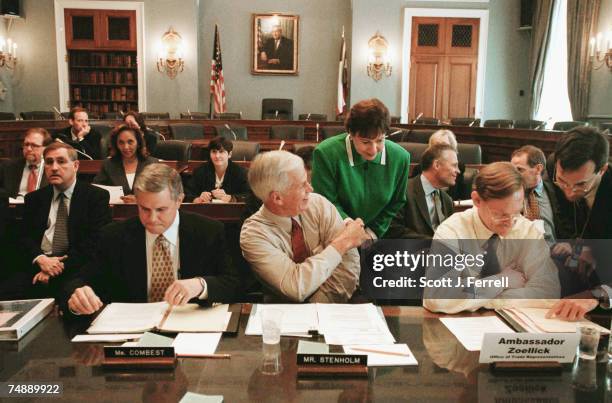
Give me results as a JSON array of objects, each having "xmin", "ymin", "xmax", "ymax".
[{"xmin": 210, "ymin": 25, "xmax": 226, "ymax": 114}]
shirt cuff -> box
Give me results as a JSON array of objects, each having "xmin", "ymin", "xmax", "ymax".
[
  {"xmin": 197, "ymin": 277, "xmax": 209, "ymax": 300},
  {"xmin": 33, "ymin": 254, "xmax": 46, "ymax": 265},
  {"xmin": 600, "ymin": 285, "xmax": 612, "ymax": 309},
  {"xmin": 365, "ymin": 227, "xmax": 378, "ymax": 240}
]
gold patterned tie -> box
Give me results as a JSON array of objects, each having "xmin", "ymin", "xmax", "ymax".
[
  {"xmin": 524, "ymin": 190, "xmax": 540, "ymax": 221},
  {"xmin": 149, "ymin": 235, "xmax": 175, "ymax": 302}
]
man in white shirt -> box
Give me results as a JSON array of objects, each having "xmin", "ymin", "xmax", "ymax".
[{"xmin": 423, "ymin": 162, "xmax": 560, "ymax": 313}]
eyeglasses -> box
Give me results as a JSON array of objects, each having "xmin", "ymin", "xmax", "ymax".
[
  {"xmin": 481, "ymin": 204, "xmax": 520, "ymax": 225},
  {"xmin": 553, "ymin": 168, "xmax": 601, "ymax": 194},
  {"xmin": 22, "ymin": 142, "xmax": 43, "ymax": 149}
]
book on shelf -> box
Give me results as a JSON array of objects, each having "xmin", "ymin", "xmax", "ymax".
[{"xmin": 0, "ymin": 299, "xmax": 54, "ymax": 341}]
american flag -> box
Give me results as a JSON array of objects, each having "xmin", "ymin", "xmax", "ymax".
[
  {"xmin": 336, "ymin": 27, "xmax": 348, "ymax": 116},
  {"xmin": 210, "ymin": 25, "xmax": 226, "ymax": 114}
]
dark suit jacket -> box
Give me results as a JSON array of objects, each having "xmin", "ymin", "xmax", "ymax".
[
  {"xmin": 93, "ymin": 156, "xmax": 158, "ymax": 195},
  {"xmin": 0, "ymin": 158, "xmax": 48, "ymax": 198},
  {"xmin": 262, "ymin": 36, "xmax": 294, "ymax": 70},
  {"xmin": 385, "ymin": 174, "xmax": 454, "ymax": 239},
  {"xmin": 53, "ymin": 126, "xmax": 102, "ymax": 160},
  {"xmin": 411, "ymin": 161, "xmax": 467, "ymax": 200},
  {"xmin": 64, "ymin": 211, "xmax": 241, "ymax": 306},
  {"xmin": 184, "ymin": 160, "xmax": 250, "ymax": 202},
  {"xmin": 22, "ymin": 181, "xmax": 111, "ymax": 276}
]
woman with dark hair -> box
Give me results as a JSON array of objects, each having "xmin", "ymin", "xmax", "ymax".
[
  {"xmin": 185, "ymin": 136, "xmax": 250, "ymax": 203},
  {"xmin": 123, "ymin": 110, "xmax": 159, "ymax": 155},
  {"xmin": 93, "ymin": 125, "xmax": 158, "ymax": 202},
  {"xmin": 311, "ymin": 98, "xmax": 411, "ymax": 239}
]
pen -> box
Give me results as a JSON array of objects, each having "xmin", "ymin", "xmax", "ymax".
[
  {"xmin": 177, "ymin": 353, "xmax": 231, "ymax": 359},
  {"xmin": 349, "ymin": 347, "xmax": 412, "ymax": 357}
]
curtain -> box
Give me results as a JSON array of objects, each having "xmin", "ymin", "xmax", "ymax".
[
  {"xmin": 566, "ymin": 0, "xmax": 600, "ymax": 121},
  {"xmin": 529, "ymin": 0, "xmax": 555, "ymax": 119}
]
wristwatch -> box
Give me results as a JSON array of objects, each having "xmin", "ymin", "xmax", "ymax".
[{"xmin": 591, "ymin": 286, "xmax": 610, "ymax": 308}]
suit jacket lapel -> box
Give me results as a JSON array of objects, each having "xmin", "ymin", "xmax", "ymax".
[
  {"xmin": 125, "ymin": 221, "xmax": 148, "ymax": 300},
  {"xmin": 414, "ymin": 176, "xmax": 433, "ymax": 232}
]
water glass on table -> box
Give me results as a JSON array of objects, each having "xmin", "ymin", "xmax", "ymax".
[{"xmin": 578, "ymin": 325, "xmax": 600, "ymax": 360}]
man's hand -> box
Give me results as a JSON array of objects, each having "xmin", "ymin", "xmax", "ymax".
[
  {"xmin": 120, "ymin": 195, "xmax": 137, "ymax": 204},
  {"xmin": 211, "ymin": 188, "xmax": 231, "ymax": 202},
  {"xmin": 164, "ymin": 278, "xmax": 203, "ymax": 306},
  {"xmin": 32, "ymin": 271, "xmax": 50, "ymax": 284},
  {"xmin": 331, "ymin": 218, "xmax": 369, "ymax": 255},
  {"xmin": 76, "ymin": 124, "xmax": 91, "ymax": 140},
  {"xmin": 193, "ymin": 192, "xmax": 212, "ymax": 204},
  {"xmin": 546, "ymin": 298, "xmax": 599, "ymax": 321},
  {"xmin": 68, "ymin": 286, "xmax": 103, "ymax": 315},
  {"xmin": 500, "ymin": 263, "xmax": 526, "ymax": 289},
  {"xmin": 551, "ymin": 242, "xmax": 572, "ymax": 257},
  {"xmin": 36, "ymin": 255, "xmax": 67, "ymax": 276}
]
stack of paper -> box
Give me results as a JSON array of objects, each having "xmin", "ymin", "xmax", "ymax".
[
  {"xmin": 93, "ymin": 184, "xmax": 124, "ymax": 204},
  {"xmin": 318, "ymin": 304, "xmax": 395, "ymax": 345},
  {"xmin": 343, "ymin": 344, "xmax": 418, "ymax": 366},
  {"xmin": 244, "ymin": 304, "xmax": 318, "ymax": 336},
  {"xmin": 498, "ymin": 307, "xmax": 610, "ymax": 334},
  {"xmin": 440, "ymin": 316, "xmax": 515, "ymax": 351}
]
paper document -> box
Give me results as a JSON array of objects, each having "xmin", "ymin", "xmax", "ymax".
[
  {"xmin": 440, "ymin": 316, "xmax": 515, "ymax": 351},
  {"xmin": 160, "ymin": 304, "xmax": 230, "ymax": 332},
  {"xmin": 71, "ymin": 333, "xmax": 143, "ymax": 343},
  {"xmin": 87, "ymin": 302, "xmax": 167, "ymax": 334},
  {"xmin": 318, "ymin": 304, "xmax": 395, "ymax": 345},
  {"xmin": 297, "ymin": 340, "xmax": 329, "ymax": 355},
  {"xmin": 500, "ymin": 307, "xmax": 610, "ymax": 334},
  {"xmin": 245, "ymin": 304, "xmax": 318, "ymax": 336},
  {"xmin": 173, "ymin": 333, "xmax": 222, "ymax": 356},
  {"xmin": 344, "ymin": 344, "xmax": 418, "ymax": 366},
  {"xmin": 93, "ymin": 184, "xmax": 124, "ymax": 204},
  {"xmin": 180, "ymin": 392, "xmax": 223, "ymax": 403},
  {"xmin": 0, "ymin": 312, "xmax": 18, "ymax": 327},
  {"xmin": 8, "ymin": 197, "xmax": 24, "ymax": 204},
  {"xmin": 137, "ymin": 332, "xmax": 174, "ymax": 347}
]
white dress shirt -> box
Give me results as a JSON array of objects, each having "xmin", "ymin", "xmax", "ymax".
[{"xmin": 125, "ymin": 173, "xmax": 136, "ymax": 190}]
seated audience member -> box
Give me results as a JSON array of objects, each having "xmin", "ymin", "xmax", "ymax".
[
  {"xmin": 185, "ymin": 136, "xmax": 249, "ymax": 203},
  {"xmin": 510, "ymin": 145, "xmax": 556, "ymax": 243},
  {"xmin": 294, "ymin": 145, "xmax": 315, "ymax": 182},
  {"xmin": 0, "ymin": 128, "xmax": 52, "ymax": 198},
  {"xmin": 426, "ymin": 129, "xmax": 467, "ymax": 200},
  {"xmin": 66, "ymin": 163, "xmax": 240, "ymax": 315},
  {"xmin": 22, "ymin": 142, "xmax": 111, "ymax": 296},
  {"xmin": 312, "ymin": 98, "xmax": 410, "ymax": 239},
  {"xmin": 93, "ymin": 125, "xmax": 158, "ymax": 203},
  {"xmin": 53, "ymin": 107, "xmax": 101, "ymax": 160},
  {"xmin": 545, "ymin": 127, "xmax": 612, "ymax": 320},
  {"xmin": 240, "ymin": 151, "xmax": 369, "ymax": 302},
  {"xmin": 423, "ymin": 162, "xmax": 560, "ymax": 313},
  {"xmin": 386, "ymin": 144, "xmax": 457, "ymax": 239},
  {"xmin": 123, "ymin": 110, "xmax": 159, "ymax": 155}
]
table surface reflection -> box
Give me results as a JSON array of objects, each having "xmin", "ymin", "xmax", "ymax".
[{"xmin": 0, "ymin": 306, "xmax": 609, "ymax": 402}]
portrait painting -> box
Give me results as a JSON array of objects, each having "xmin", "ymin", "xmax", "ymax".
[{"xmin": 252, "ymin": 14, "xmax": 299, "ymax": 75}]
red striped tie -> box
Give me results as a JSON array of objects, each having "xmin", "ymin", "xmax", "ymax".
[
  {"xmin": 27, "ymin": 165, "xmax": 38, "ymax": 193},
  {"xmin": 291, "ymin": 218, "xmax": 309, "ymax": 264}
]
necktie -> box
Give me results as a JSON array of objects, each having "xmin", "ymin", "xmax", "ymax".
[
  {"xmin": 52, "ymin": 193, "xmax": 69, "ymax": 256},
  {"xmin": 27, "ymin": 165, "xmax": 38, "ymax": 193},
  {"xmin": 524, "ymin": 190, "xmax": 540, "ymax": 220},
  {"xmin": 431, "ymin": 190, "xmax": 444, "ymax": 229},
  {"xmin": 149, "ymin": 235, "xmax": 175, "ymax": 302},
  {"xmin": 480, "ymin": 234, "xmax": 501, "ymax": 278},
  {"xmin": 291, "ymin": 218, "xmax": 309, "ymax": 264},
  {"xmin": 275, "ymin": 40, "xmax": 280, "ymax": 50}
]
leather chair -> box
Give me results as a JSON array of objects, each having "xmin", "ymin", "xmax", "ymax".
[
  {"xmin": 270, "ymin": 125, "xmax": 304, "ymax": 140},
  {"xmin": 450, "ymin": 118, "xmax": 480, "ymax": 127},
  {"xmin": 413, "ymin": 117, "xmax": 440, "ymax": 125},
  {"xmin": 20, "ymin": 111, "xmax": 55, "ymax": 120},
  {"xmin": 553, "ymin": 121, "xmax": 587, "ymax": 131},
  {"xmin": 406, "ymin": 129, "xmax": 434, "ymax": 144},
  {"xmin": 141, "ymin": 112, "xmax": 170, "ymax": 120},
  {"xmin": 397, "ymin": 142, "xmax": 429, "ymax": 163},
  {"xmin": 91, "ymin": 124, "xmax": 116, "ymax": 159},
  {"xmin": 293, "ymin": 143, "xmax": 318, "ymax": 154},
  {"xmin": 514, "ymin": 120, "xmax": 545, "ymax": 130},
  {"xmin": 600, "ymin": 122, "xmax": 612, "ymax": 133},
  {"xmin": 213, "ymin": 125, "xmax": 248, "ymax": 141},
  {"xmin": 180, "ymin": 112, "xmax": 210, "ymax": 119},
  {"xmin": 0, "ymin": 112, "xmax": 15, "ymax": 120},
  {"xmin": 457, "ymin": 143, "xmax": 482, "ymax": 164},
  {"xmin": 483, "ymin": 119, "xmax": 514, "ymax": 128},
  {"xmin": 214, "ymin": 112, "xmax": 242, "ymax": 120},
  {"xmin": 168, "ymin": 123, "xmax": 204, "ymax": 140},
  {"xmin": 321, "ymin": 126, "xmax": 345, "ymax": 139},
  {"xmin": 231, "ymin": 141, "xmax": 260, "ymax": 161},
  {"xmin": 152, "ymin": 140, "xmax": 192, "ymax": 162},
  {"xmin": 262, "ymin": 99, "xmax": 293, "ymax": 120},
  {"xmin": 390, "ymin": 116, "xmax": 401, "ymax": 124},
  {"xmin": 298, "ymin": 113, "xmax": 327, "ymax": 121},
  {"xmin": 102, "ymin": 112, "xmax": 123, "ymax": 120},
  {"xmin": 387, "ymin": 127, "xmax": 410, "ymax": 142}
]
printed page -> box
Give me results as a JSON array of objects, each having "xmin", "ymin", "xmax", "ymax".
[
  {"xmin": 160, "ymin": 304, "xmax": 230, "ymax": 332},
  {"xmin": 92, "ymin": 184, "xmax": 124, "ymax": 204},
  {"xmin": 504, "ymin": 307, "xmax": 610, "ymax": 334},
  {"xmin": 245, "ymin": 304, "xmax": 318, "ymax": 336},
  {"xmin": 440, "ymin": 316, "xmax": 515, "ymax": 351},
  {"xmin": 87, "ymin": 302, "xmax": 167, "ymax": 334},
  {"xmin": 317, "ymin": 303, "xmax": 395, "ymax": 345}
]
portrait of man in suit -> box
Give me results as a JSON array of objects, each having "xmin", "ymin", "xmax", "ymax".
[{"xmin": 253, "ymin": 14, "xmax": 298, "ymax": 74}]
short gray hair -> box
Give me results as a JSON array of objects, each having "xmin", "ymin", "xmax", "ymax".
[
  {"xmin": 248, "ymin": 150, "xmax": 304, "ymax": 201},
  {"xmin": 429, "ymin": 129, "xmax": 458, "ymax": 151},
  {"xmin": 133, "ymin": 163, "xmax": 183, "ymax": 201}
]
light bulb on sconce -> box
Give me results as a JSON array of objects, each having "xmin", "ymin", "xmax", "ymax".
[
  {"xmin": 366, "ymin": 31, "xmax": 392, "ymax": 81},
  {"xmin": 156, "ymin": 27, "xmax": 185, "ymax": 79},
  {"xmin": 0, "ymin": 36, "xmax": 18, "ymax": 69},
  {"xmin": 589, "ymin": 27, "xmax": 612, "ymax": 71}
]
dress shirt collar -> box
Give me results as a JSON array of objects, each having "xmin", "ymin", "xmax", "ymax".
[
  {"xmin": 145, "ymin": 211, "xmax": 180, "ymax": 248},
  {"xmin": 344, "ymin": 133, "xmax": 386, "ymax": 167},
  {"xmin": 260, "ymin": 204, "xmax": 303, "ymax": 233},
  {"xmin": 533, "ymin": 178, "xmax": 544, "ymax": 197},
  {"xmin": 420, "ymin": 174, "xmax": 437, "ymax": 196},
  {"xmin": 471, "ymin": 206, "xmax": 495, "ymax": 242},
  {"xmin": 53, "ymin": 179, "xmax": 76, "ymax": 201}
]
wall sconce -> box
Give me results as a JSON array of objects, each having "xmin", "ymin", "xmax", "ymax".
[
  {"xmin": 367, "ymin": 31, "xmax": 391, "ymax": 81},
  {"xmin": 0, "ymin": 36, "xmax": 17, "ymax": 69},
  {"xmin": 589, "ymin": 29, "xmax": 612, "ymax": 71},
  {"xmin": 157, "ymin": 27, "xmax": 184, "ymax": 79}
]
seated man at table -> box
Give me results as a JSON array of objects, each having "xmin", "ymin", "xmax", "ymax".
[
  {"xmin": 0, "ymin": 128, "xmax": 52, "ymax": 199},
  {"xmin": 423, "ymin": 162, "xmax": 560, "ymax": 313},
  {"xmin": 53, "ymin": 107, "xmax": 101, "ymax": 160},
  {"xmin": 22, "ymin": 142, "xmax": 111, "ymax": 296},
  {"xmin": 240, "ymin": 150, "xmax": 369, "ymax": 302},
  {"xmin": 386, "ymin": 144, "xmax": 457, "ymax": 240},
  {"xmin": 66, "ymin": 163, "xmax": 241, "ymax": 315}
]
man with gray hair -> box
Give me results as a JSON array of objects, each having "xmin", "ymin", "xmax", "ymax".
[
  {"xmin": 65, "ymin": 163, "xmax": 240, "ymax": 315},
  {"xmin": 240, "ymin": 150, "xmax": 369, "ymax": 302}
]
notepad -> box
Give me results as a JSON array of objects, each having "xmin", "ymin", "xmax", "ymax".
[
  {"xmin": 497, "ymin": 307, "xmax": 610, "ymax": 334},
  {"xmin": 440, "ymin": 316, "xmax": 515, "ymax": 351},
  {"xmin": 92, "ymin": 184, "xmax": 124, "ymax": 204}
]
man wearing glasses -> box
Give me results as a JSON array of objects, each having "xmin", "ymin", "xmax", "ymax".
[
  {"xmin": 423, "ymin": 162, "xmax": 560, "ymax": 313},
  {"xmin": 0, "ymin": 128, "xmax": 52, "ymax": 199},
  {"xmin": 546, "ymin": 127, "xmax": 612, "ymax": 320}
]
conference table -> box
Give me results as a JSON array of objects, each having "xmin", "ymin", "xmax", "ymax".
[{"xmin": 0, "ymin": 305, "xmax": 609, "ymax": 402}]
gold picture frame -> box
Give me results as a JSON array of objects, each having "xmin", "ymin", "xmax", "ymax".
[{"xmin": 252, "ymin": 13, "xmax": 299, "ymax": 75}]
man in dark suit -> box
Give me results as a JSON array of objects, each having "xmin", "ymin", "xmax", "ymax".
[
  {"xmin": 66, "ymin": 163, "xmax": 241, "ymax": 315},
  {"xmin": 386, "ymin": 144, "xmax": 457, "ymax": 239},
  {"xmin": 22, "ymin": 142, "xmax": 111, "ymax": 295},
  {"xmin": 0, "ymin": 128, "xmax": 52, "ymax": 198},
  {"xmin": 259, "ymin": 25, "xmax": 294, "ymax": 70},
  {"xmin": 52, "ymin": 107, "xmax": 101, "ymax": 160}
]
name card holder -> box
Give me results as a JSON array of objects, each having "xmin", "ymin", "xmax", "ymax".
[
  {"xmin": 296, "ymin": 354, "xmax": 368, "ymax": 378},
  {"xmin": 103, "ymin": 346, "xmax": 176, "ymax": 369}
]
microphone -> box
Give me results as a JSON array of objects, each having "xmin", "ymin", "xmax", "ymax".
[
  {"xmin": 535, "ymin": 117, "xmax": 552, "ymax": 130},
  {"xmin": 278, "ymin": 140, "xmax": 285, "ymax": 150},
  {"xmin": 306, "ymin": 113, "xmax": 311, "ymax": 121},
  {"xmin": 468, "ymin": 120, "xmax": 476, "ymax": 127},
  {"xmin": 187, "ymin": 108, "xmax": 193, "ymax": 120},
  {"xmin": 149, "ymin": 127, "xmax": 166, "ymax": 141},
  {"xmin": 412, "ymin": 112, "xmax": 423, "ymax": 124},
  {"xmin": 55, "ymin": 138, "xmax": 93, "ymax": 160},
  {"xmin": 386, "ymin": 129, "xmax": 402, "ymax": 139},
  {"xmin": 224, "ymin": 123, "xmax": 238, "ymax": 140},
  {"xmin": 53, "ymin": 107, "xmax": 65, "ymax": 120},
  {"xmin": 275, "ymin": 110, "xmax": 279, "ymax": 119},
  {"xmin": 316, "ymin": 123, "xmax": 320, "ymax": 143}
]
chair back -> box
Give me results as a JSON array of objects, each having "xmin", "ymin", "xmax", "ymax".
[
  {"xmin": 102, "ymin": 112, "xmax": 123, "ymax": 120},
  {"xmin": 20, "ymin": 111, "xmax": 55, "ymax": 120},
  {"xmin": 0, "ymin": 112, "xmax": 15, "ymax": 121},
  {"xmin": 600, "ymin": 122, "xmax": 612, "ymax": 133},
  {"xmin": 141, "ymin": 112, "xmax": 170, "ymax": 120},
  {"xmin": 552, "ymin": 121, "xmax": 587, "ymax": 131},
  {"xmin": 298, "ymin": 113, "xmax": 327, "ymax": 121},
  {"xmin": 91, "ymin": 124, "xmax": 116, "ymax": 159},
  {"xmin": 293, "ymin": 143, "xmax": 318, "ymax": 154},
  {"xmin": 457, "ymin": 143, "xmax": 482, "ymax": 164},
  {"xmin": 231, "ymin": 141, "xmax": 260, "ymax": 161},
  {"xmin": 270, "ymin": 125, "xmax": 304, "ymax": 140},
  {"xmin": 406, "ymin": 129, "xmax": 435, "ymax": 144},
  {"xmin": 397, "ymin": 142, "xmax": 429, "ymax": 163},
  {"xmin": 413, "ymin": 117, "xmax": 440, "ymax": 125},
  {"xmin": 213, "ymin": 125, "xmax": 248, "ymax": 141},
  {"xmin": 180, "ymin": 112, "xmax": 210, "ymax": 119},
  {"xmin": 152, "ymin": 140, "xmax": 192, "ymax": 162},
  {"xmin": 169, "ymin": 123, "xmax": 204, "ymax": 140},
  {"xmin": 262, "ymin": 99, "xmax": 293, "ymax": 120},
  {"xmin": 320, "ymin": 126, "xmax": 345, "ymax": 139},
  {"xmin": 214, "ymin": 112, "xmax": 242, "ymax": 120},
  {"xmin": 483, "ymin": 119, "xmax": 514, "ymax": 128},
  {"xmin": 450, "ymin": 117, "xmax": 480, "ymax": 127},
  {"xmin": 514, "ymin": 120, "xmax": 545, "ymax": 130}
]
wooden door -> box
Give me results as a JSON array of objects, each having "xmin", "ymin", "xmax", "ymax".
[
  {"xmin": 99, "ymin": 10, "xmax": 136, "ymax": 50},
  {"xmin": 409, "ymin": 17, "xmax": 479, "ymax": 121},
  {"xmin": 65, "ymin": 9, "xmax": 100, "ymax": 49}
]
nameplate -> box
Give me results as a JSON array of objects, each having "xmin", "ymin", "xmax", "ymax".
[
  {"xmin": 297, "ymin": 354, "xmax": 367, "ymax": 366},
  {"xmin": 479, "ymin": 333, "xmax": 579, "ymax": 364},
  {"xmin": 104, "ymin": 346, "xmax": 175, "ymax": 359}
]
